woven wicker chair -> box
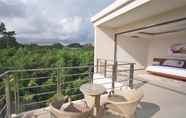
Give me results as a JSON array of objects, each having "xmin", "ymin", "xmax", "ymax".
[
  {"xmin": 105, "ymin": 87, "xmax": 144, "ymax": 118},
  {"xmin": 48, "ymin": 100, "xmax": 93, "ymax": 118}
]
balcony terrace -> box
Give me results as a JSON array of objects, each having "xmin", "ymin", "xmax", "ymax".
[{"xmin": 0, "ymin": 59, "xmax": 186, "ymax": 118}]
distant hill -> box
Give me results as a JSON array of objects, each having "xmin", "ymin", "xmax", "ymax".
[
  {"xmin": 82, "ymin": 43, "xmax": 94, "ymax": 48},
  {"xmin": 67, "ymin": 43, "xmax": 82, "ymax": 48},
  {"xmin": 66, "ymin": 43, "xmax": 93, "ymax": 48},
  {"xmin": 21, "ymin": 43, "xmax": 94, "ymax": 49}
]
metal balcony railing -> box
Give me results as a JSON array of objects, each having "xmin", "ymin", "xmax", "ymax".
[
  {"xmin": 96, "ymin": 58, "xmax": 135, "ymax": 88},
  {"xmin": 0, "ymin": 65, "xmax": 93, "ymax": 118},
  {"xmin": 0, "ymin": 61, "xmax": 135, "ymax": 118}
]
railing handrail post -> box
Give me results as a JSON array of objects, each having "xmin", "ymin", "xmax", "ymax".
[
  {"xmin": 104, "ymin": 60, "xmax": 107, "ymax": 78},
  {"xmin": 4, "ymin": 76, "xmax": 11, "ymax": 118},
  {"xmin": 57, "ymin": 67, "xmax": 62, "ymax": 96},
  {"xmin": 115, "ymin": 62, "xmax": 118, "ymax": 81},
  {"xmin": 14, "ymin": 72, "xmax": 22, "ymax": 113},
  {"xmin": 112, "ymin": 61, "xmax": 117, "ymax": 93},
  {"xmin": 89, "ymin": 65, "xmax": 94, "ymax": 84},
  {"xmin": 96, "ymin": 58, "xmax": 99, "ymax": 73},
  {"xmin": 129, "ymin": 63, "xmax": 134, "ymax": 89}
]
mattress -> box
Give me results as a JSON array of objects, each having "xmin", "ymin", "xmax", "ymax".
[{"xmin": 146, "ymin": 66, "xmax": 186, "ymax": 81}]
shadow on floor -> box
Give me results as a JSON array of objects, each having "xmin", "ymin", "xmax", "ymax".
[
  {"xmin": 103, "ymin": 101, "xmax": 160, "ymax": 118},
  {"xmin": 102, "ymin": 111, "xmax": 121, "ymax": 118},
  {"xmin": 136, "ymin": 102, "xmax": 160, "ymax": 118}
]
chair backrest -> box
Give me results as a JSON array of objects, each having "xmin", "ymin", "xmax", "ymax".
[
  {"xmin": 116, "ymin": 87, "xmax": 144, "ymax": 101},
  {"xmin": 49, "ymin": 101, "xmax": 92, "ymax": 118}
]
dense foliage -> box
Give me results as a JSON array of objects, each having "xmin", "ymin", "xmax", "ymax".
[{"xmin": 0, "ymin": 47, "xmax": 93, "ymax": 71}]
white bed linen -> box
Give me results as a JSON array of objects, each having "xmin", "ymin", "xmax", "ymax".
[{"xmin": 146, "ymin": 66, "xmax": 186, "ymax": 78}]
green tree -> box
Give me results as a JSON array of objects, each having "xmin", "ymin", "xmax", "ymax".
[{"xmin": 0, "ymin": 22, "xmax": 19, "ymax": 48}]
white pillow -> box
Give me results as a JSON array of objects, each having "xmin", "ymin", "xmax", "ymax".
[{"xmin": 163, "ymin": 60, "xmax": 184, "ymax": 68}]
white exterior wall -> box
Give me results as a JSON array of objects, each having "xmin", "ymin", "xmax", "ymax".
[{"xmin": 94, "ymin": 27, "xmax": 115, "ymax": 63}]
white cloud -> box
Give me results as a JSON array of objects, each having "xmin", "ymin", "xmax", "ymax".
[
  {"xmin": 59, "ymin": 16, "xmax": 82, "ymax": 34},
  {"xmin": 0, "ymin": 0, "xmax": 114, "ymax": 44}
]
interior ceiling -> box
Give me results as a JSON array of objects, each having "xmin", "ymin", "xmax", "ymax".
[
  {"xmin": 100, "ymin": 0, "xmax": 186, "ymax": 28},
  {"xmin": 119, "ymin": 19, "xmax": 186, "ymax": 40}
]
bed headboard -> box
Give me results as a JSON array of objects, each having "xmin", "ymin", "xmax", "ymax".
[{"xmin": 153, "ymin": 58, "xmax": 186, "ymax": 68}]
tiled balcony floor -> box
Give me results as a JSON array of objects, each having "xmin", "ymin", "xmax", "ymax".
[{"xmin": 14, "ymin": 73, "xmax": 186, "ymax": 118}]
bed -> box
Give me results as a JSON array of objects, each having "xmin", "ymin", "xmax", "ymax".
[{"xmin": 146, "ymin": 58, "xmax": 186, "ymax": 81}]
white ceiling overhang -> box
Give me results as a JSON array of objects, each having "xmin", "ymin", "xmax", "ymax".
[
  {"xmin": 92, "ymin": 0, "xmax": 186, "ymax": 29},
  {"xmin": 118, "ymin": 18, "xmax": 186, "ymax": 41}
]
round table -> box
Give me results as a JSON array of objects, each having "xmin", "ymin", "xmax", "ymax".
[{"xmin": 80, "ymin": 83, "xmax": 106, "ymax": 116}]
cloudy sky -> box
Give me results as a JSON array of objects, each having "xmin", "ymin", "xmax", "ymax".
[{"xmin": 0, "ymin": 0, "xmax": 114, "ymax": 45}]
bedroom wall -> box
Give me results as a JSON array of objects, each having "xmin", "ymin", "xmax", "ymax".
[
  {"xmin": 147, "ymin": 31, "xmax": 186, "ymax": 65},
  {"xmin": 117, "ymin": 35, "xmax": 150, "ymax": 68}
]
